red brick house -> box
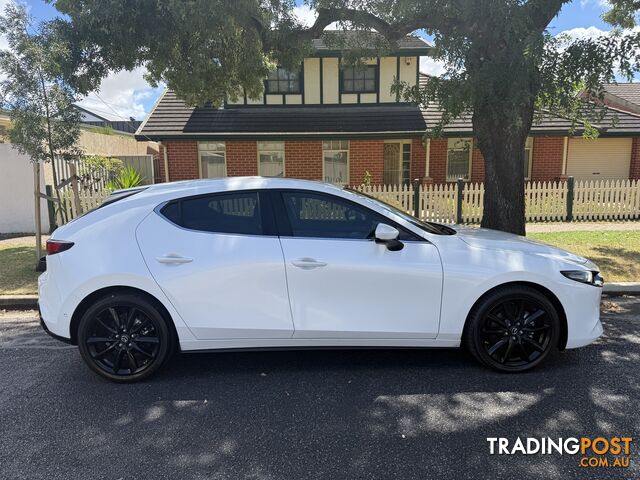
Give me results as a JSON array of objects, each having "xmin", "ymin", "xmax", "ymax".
[{"xmin": 136, "ymin": 33, "xmax": 640, "ymax": 185}]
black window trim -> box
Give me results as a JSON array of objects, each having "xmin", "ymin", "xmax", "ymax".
[
  {"xmin": 156, "ymin": 189, "xmax": 278, "ymax": 237},
  {"xmin": 269, "ymin": 188, "xmax": 425, "ymax": 242},
  {"xmin": 340, "ymin": 64, "xmax": 378, "ymax": 94},
  {"xmin": 265, "ymin": 66, "xmax": 303, "ymax": 95}
]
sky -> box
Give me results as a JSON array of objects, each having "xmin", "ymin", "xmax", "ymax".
[{"xmin": 2, "ymin": 0, "xmax": 631, "ymax": 122}]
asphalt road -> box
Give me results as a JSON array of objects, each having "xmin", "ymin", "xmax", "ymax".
[{"xmin": 0, "ymin": 297, "xmax": 638, "ymax": 480}]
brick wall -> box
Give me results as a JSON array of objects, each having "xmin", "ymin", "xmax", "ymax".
[
  {"xmin": 470, "ymin": 146, "xmax": 485, "ymax": 183},
  {"xmin": 350, "ymin": 139, "xmax": 384, "ymax": 185},
  {"xmin": 428, "ymin": 139, "xmax": 448, "ymax": 184},
  {"xmin": 165, "ymin": 140, "xmax": 199, "ymax": 181},
  {"xmin": 226, "ymin": 141, "xmax": 258, "ymax": 176},
  {"xmin": 410, "ymin": 138, "xmax": 426, "ymax": 182},
  {"xmin": 631, "ymin": 137, "xmax": 640, "ymax": 180},
  {"xmin": 530, "ymin": 137, "xmax": 565, "ymax": 182},
  {"xmin": 285, "ymin": 141, "xmax": 323, "ymax": 180}
]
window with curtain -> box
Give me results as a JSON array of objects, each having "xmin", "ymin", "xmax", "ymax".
[
  {"xmin": 265, "ymin": 67, "xmax": 301, "ymax": 94},
  {"xmin": 258, "ymin": 141, "xmax": 285, "ymax": 177},
  {"xmin": 199, "ymin": 142, "xmax": 226, "ymax": 178},
  {"xmin": 446, "ymin": 138, "xmax": 472, "ymax": 181},
  {"xmin": 342, "ymin": 65, "xmax": 377, "ymax": 93},
  {"xmin": 323, "ymin": 140, "xmax": 349, "ymax": 184}
]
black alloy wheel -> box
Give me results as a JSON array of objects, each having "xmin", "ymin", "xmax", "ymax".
[
  {"xmin": 77, "ymin": 293, "xmax": 175, "ymax": 382},
  {"xmin": 465, "ymin": 286, "xmax": 560, "ymax": 372}
]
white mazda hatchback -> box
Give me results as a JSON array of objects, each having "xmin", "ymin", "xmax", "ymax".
[{"xmin": 38, "ymin": 177, "xmax": 603, "ymax": 382}]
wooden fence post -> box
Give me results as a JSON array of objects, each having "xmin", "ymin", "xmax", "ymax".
[
  {"xmin": 566, "ymin": 176, "xmax": 574, "ymax": 222},
  {"xmin": 45, "ymin": 185, "xmax": 57, "ymax": 233},
  {"xmin": 456, "ymin": 178, "xmax": 464, "ymax": 224},
  {"xmin": 33, "ymin": 161, "xmax": 42, "ymax": 264},
  {"xmin": 69, "ymin": 163, "xmax": 82, "ymax": 217},
  {"xmin": 413, "ymin": 178, "xmax": 421, "ymax": 218}
]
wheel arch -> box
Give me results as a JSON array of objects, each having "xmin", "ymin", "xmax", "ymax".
[
  {"xmin": 462, "ymin": 281, "xmax": 568, "ymax": 350},
  {"xmin": 69, "ymin": 285, "xmax": 179, "ymax": 346}
]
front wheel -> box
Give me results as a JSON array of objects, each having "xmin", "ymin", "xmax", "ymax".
[
  {"xmin": 464, "ymin": 286, "xmax": 560, "ymax": 372},
  {"xmin": 77, "ymin": 293, "xmax": 175, "ymax": 382}
]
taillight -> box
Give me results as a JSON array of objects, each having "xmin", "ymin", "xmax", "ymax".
[{"xmin": 46, "ymin": 240, "xmax": 74, "ymax": 255}]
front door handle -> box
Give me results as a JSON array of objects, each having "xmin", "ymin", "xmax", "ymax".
[
  {"xmin": 292, "ymin": 257, "xmax": 328, "ymax": 270},
  {"xmin": 156, "ymin": 254, "xmax": 193, "ymax": 265}
]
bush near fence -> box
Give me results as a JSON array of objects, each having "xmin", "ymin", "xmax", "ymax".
[{"xmin": 354, "ymin": 178, "xmax": 640, "ymax": 224}]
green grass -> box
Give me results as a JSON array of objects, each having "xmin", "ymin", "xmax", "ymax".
[
  {"xmin": 528, "ymin": 230, "xmax": 640, "ymax": 282},
  {"xmin": 0, "ymin": 241, "xmax": 40, "ymax": 295}
]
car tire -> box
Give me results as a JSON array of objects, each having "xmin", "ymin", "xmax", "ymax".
[
  {"xmin": 77, "ymin": 292, "xmax": 176, "ymax": 382},
  {"xmin": 464, "ymin": 286, "xmax": 560, "ymax": 372}
]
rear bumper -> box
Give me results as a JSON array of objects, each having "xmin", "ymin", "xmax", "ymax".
[{"xmin": 39, "ymin": 309, "xmax": 74, "ymax": 345}]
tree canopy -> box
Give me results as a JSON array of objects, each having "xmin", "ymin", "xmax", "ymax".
[{"xmin": 46, "ymin": 0, "xmax": 640, "ymax": 234}]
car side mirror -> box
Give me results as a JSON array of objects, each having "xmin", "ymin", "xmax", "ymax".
[{"xmin": 374, "ymin": 223, "xmax": 404, "ymax": 251}]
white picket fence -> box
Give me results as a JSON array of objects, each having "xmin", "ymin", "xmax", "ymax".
[{"xmin": 354, "ymin": 179, "xmax": 640, "ymax": 223}]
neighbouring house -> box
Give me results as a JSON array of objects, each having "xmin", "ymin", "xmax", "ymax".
[
  {"xmin": 74, "ymin": 104, "xmax": 143, "ymax": 134},
  {"xmin": 0, "ymin": 108, "xmax": 159, "ymax": 233},
  {"xmin": 136, "ymin": 32, "xmax": 640, "ymax": 186}
]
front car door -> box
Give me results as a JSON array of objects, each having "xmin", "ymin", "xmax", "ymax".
[
  {"xmin": 273, "ymin": 189, "xmax": 443, "ymax": 339},
  {"xmin": 136, "ymin": 190, "xmax": 294, "ymax": 340}
]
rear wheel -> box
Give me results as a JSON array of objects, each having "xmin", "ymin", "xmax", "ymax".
[
  {"xmin": 77, "ymin": 293, "xmax": 175, "ymax": 382},
  {"xmin": 465, "ymin": 286, "xmax": 560, "ymax": 372}
]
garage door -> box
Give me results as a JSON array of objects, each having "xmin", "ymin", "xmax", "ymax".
[{"xmin": 566, "ymin": 138, "xmax": 631, "ymax": 180}]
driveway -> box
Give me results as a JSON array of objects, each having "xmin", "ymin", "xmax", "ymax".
[{"xmin": 0, "ymin": 297, "xmax": 638, "ymax": 480}]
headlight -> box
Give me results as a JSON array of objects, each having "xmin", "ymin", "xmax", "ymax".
[{"xmin": 561, "ymin": 270, "xmax": 604, "ymax": 287}]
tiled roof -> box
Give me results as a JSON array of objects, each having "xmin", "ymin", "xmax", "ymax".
[
  {"xmin": 419, "ymin": 74, "xmax": 640, "ymax": 136},
  {"xmin": 603, "ymin": 83, "xmax": 640, "ymax": 106},
  {"xmin": 311, "ymin": 31, "xmax": 431, "ymax": 52},
  {"xmin": 136, "ymin": 76, "xmax": 640, "ymax": 140},
  {"xmin": 137, "ymin": 90, "xmax": 427, "ymax": 140}
]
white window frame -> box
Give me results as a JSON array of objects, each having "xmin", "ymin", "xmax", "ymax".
[
  {"xmin": 524, "ymin": 137, "xmax": 533, "ymax": 181},
  {"xmin": 446, "ymin": 138, "xmax": 472, "ymax": 182},
  {"xmin": 198, "ymin": 142, "xmax": 227, "ymax": 178},
  {"xmin": 322, "ymin": 140, "xmax": 350, "ymax": 185},
  {"xmin": 383, "ymin": 139, "xmax": 412, "ymax": 185},
  {"xmin": 257, "ymin": 141, "xmax": 285, "ymax": 177}
]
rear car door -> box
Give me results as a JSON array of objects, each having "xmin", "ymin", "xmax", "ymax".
[
  {"xmin": 273, "ymin": 189, "xmax": 443, "ymax": 339},
  {"xmin": 136, "ymin": 190, "xmax": 294, "ymax": 340}
]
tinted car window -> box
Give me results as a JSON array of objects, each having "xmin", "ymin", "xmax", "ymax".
[
  {"xmin": 161, "ymin": 192, "xmax": 262, "ymax": 235},
  {"xmin": 281, "ymin": 191, "xmax": 415, "ymax": 240}
]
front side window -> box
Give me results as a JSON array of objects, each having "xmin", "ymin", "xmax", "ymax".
[
  {"xmin": 161, "ymin": 191, "xmax": 262, "ymax": 235},
  {"xmin": 266, "ymin": 67, "xmax": 301, "ymax": 94},
  {"xmin": 342, "ymin": 65, "xmax": 376, "ymax": 93},
  {"xmin": 524, "ymin": 137, "xmax": 533, "ymax": 180},
  {"xmin": 447, "ymin": 138, "xmax": 472, "ymax": 182},
  {"xmin": 323, "ymin": 140, "xmax": 349, "ymax": 184},
  {"xmin": 258, "ymin": 141, "xmax": 285, "ymax": 177},
  {"xmin": 281, "ymin": 191, "xmax": 416, "ymax": 240},
  {"xmin": 199, "ymin": 142, "xmax": 226, "ymax": 178}
]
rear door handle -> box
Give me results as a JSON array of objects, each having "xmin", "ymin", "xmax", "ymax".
[
  {"xmin": 156, "ymin": 254, "xmax": 193, "ymax": 265},
  {"xmin": 292, "ymin": 257, "xmax": 328, "ymax": 270}
]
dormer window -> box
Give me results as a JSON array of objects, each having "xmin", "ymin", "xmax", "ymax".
[
  {"xmin": 342, "ymin": 65, "xmax": 377, "ymax": 93},
  {"xmin": 266, "ymin": 67, "xmax": 301, "ymax": 94}
]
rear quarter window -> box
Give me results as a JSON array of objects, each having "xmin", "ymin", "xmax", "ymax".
[{"xmin": 160, "ymin": 191, "xmax": 263, "ymax": 235}]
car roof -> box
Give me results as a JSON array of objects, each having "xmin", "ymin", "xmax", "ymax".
[{"xmin": 128, "ymin": 176, "xmax": 346, "ymax": 200}]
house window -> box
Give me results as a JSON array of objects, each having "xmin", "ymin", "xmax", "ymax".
[
  {"xmin": 258, "ymin": 141, "xmax": 285, "ymax": 177},
  {"xmin": 342, "ymin": 65, "xmax": 376, "ymax": 93},
  {"xmin": 199, "ymin": 142, "xmax": 226, "ymax": 178},
  {"xmin": 447, "ymin": 138, "xmax": 472, "ymax": 182},
  {"xmin": 383, "ymin": 142, "xmax": 412, "ymax": 185},
  {"xmin": 323, "ymin": 140, "xmax": 349, "ymax": 184},
  {"xmin": 266, "ymin": 67, "xmax": 301, "ymax": 94},
  {"xmin": 524, "ymin": 137, "xmax": 533, "ymax": 180}
]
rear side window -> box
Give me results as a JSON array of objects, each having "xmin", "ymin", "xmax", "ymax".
[{"xmin": 160, "ymin": 191, "xmax": 263, "ymax": 235}]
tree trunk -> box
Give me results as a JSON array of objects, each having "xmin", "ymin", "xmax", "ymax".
[{"xmin": 474, "ymin": 104, "xmax": 532, "ymax": 235}]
